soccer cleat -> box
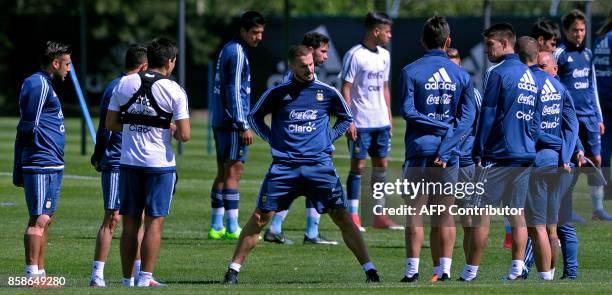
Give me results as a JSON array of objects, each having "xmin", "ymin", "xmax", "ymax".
[
  {"xmin": 458, "ymin": 276, "xmax": 476, "ymax": 282},
  {"xmin": 591, "ymin": 208, "xmax": 612, "ymax": 221},
  {"xmin": 560, "ymin": 274, "xmax": 577, "ymax": 280},
  {"xmin": 365, "ymin": 269, "xmax": 380, "ymax": 283},
  {"xmin": 351, "ymin": 213, "xmax": 366, "ymax": 232},
  {"xmin": 503, "ymin": 233, "xmax": 512, "ymax": 249},
  {"xmin": 89, "ymin": 276, "xmax": 106, "ymax": 288},
  {"xmin": 148, "ymin": 277, "xmax": 167, "ymax": 287},
  {"xmin": 208, "ymin": 227, "xmax": 227, "ymax": 240},
  {"xmin": 372, "ymin": 215, "xmax": 403, "ymax": 230},
  {"xmin": 222, "ymin": 228, "xmax": 242, "ymax": 240},
  {"xmin": 223, "ymin": 269, "xmax": 238, "ymax": 285},
  {"xmin": 263, "ymin": 229, "xmax": 294, "ymax": 245},
  {"xmin": 430, "ymin": 273, "xmax": 439, "ymax": 282},
  {"xmin": 303, "ymin": 234, "xmax": 338, "ymax": 245},
  {"xmin": 439, "ymin": 273, "xmax": 451, "ymax": 281},
  {"xmin": 400, "ymin": 273, "xmax": 419, "ymax": 282}
]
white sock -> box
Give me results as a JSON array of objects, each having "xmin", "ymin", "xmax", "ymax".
[
  {"xmin": 405, "ymin": 258, "xmax": 419, "ymax": 278},
  {"xmin": 137, "ymin": 271, "xmax": 152, "ymax": 287},
  {"xmin": 508, "ymin": 260, "xmax": 525, "ymax": 279},
  {"xmin": 440, "ymin": 257, "xmax": 452, "ymax": 277},
  {"xmin": 92, "ymin": 261, "xmax": 105, "ymax": 279},
  {"xmin": 590, "ymin": 185, "xmax": 604, "ymax": 211},
  {"xmin": 37, "ymin": 269, "xmax": 45, "ymax": 277},
  {"xmin": 122, "ymin": 277, "xmax": 134, "ymax": 287},
  {"xmin": 229, "ymin": 262, "xmax": 241, "ymax": 272},
  {"xmin": 538, "ymin": 271, "xmax": 553, "ymax": 280},
  {"xmin": 25, "ymin": 265, "xmax": 38, "ymax": 278},
  {"xmin": 362, "ymin": 261, "xmax": 375, "ymax": 272},
  {"xmin": 133, "ymin": 260, "xmax": 141, "ymax": 277},
  {"xmin": 460, "ymin": 264, "xmax": 478, "ymax": 281},
  {"xmin": 551, "ymin": 267, "xmax": 556, "ymax": 278},
  {"xmin": 433, "ymin": 265, "xmax": 441, "ymax": 276}
]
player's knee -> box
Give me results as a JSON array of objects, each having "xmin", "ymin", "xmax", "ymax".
[
  {"xmin": 27, "ymin": 215, "xmax": 50, "ymax": 236},
  {"xmin": 107, "ymin": 214, "xmax": 121, "ymax": 232}
]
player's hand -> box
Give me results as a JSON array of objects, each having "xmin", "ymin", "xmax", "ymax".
[
  {"xmin": 346, "ymin": 123, "xmax": 357, "ymax": 141},
  {"xmin": 170, "ymin": 122, "xmax": 177, "ymax": 135},
  {"xmin": 576, "ymin": 151, "xmax": 585, "ymax": 168},
  {"xmin": 599, "ymin": 122, "xmax": 605, "ymax": 135},
  {"xmin": 241, "ymin": 129, "xmax": 253, "ymax": 145},
  {"xmin": 563, "ymin": 163, "xmax": 572, "ymax": 173},
  {"xmin": 90, "ymin": 155, "xmax": 101, "ymax": 172},
  {"xmin": 433, "ymin": 157, "xmax": 446, "ymax": 168}
]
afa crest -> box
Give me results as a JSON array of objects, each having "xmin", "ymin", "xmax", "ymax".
[{"xmin": 316, "ymin": 90, "xmax": 325, "ymax": 101}]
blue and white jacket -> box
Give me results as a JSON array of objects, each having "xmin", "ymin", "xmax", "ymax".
[
  {"xmin": 91, "ymin": 75, "xmax": 123, "ymax": 171},
  {"xmin": 211, "ymin": 38, "xmax": 251, "ymax": 131},
  {"xmin": 473, "ymin": 54, "xmax": 540, "ymax": 163},
  {"xmin": 399, "ymin": 50, "xmax": 477, "ymax": 162},
  {"xmin": 249, "ymin": 77, "xmax": 352, "ymax": 164},
  {"xmin": 458, "ymin": 88, "xmax": 482, "ymax": 167},
  {"xmin": 594, "ymin": 31, "xmax": 612, "ymax": 114},
  {"xmin": 554, "ymin": 41, "xmax": 602, "ymax": 121}
]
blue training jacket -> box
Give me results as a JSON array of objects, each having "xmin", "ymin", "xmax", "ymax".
[
  {"xmin": 211, "ymin": 38, "xmax": 251, "ymax": 131},
  {"xmin": 530, "ymin": 65, "xmax": 579, "ymax": 166},
  {"xmin": 91, "ymin": 75, "xmax": 123, "ymax": 171},
  {"xmin": 399, "ymin": 49, "xmax": 477, "ymax": 162},
  {"xmin": 554, "ymin": 42, "xmax": 602, "ymax": 121},
  {"xmin": 249, "ymin": 77, "xmax": 352, "ymax": 164},
  {"xmin": 473, "ymin": 54, "xmax": 540, "ymax": 162},
  {"xmin": 14, "ymin": 71, "xmax": 65, "ymax": 174},
  {"xmin": 594, "ymin": 31, "xmax": 612, "ymax": 114},
  {"xmin": 458, "ymin": 88, "xmax": 482, "ymax": 167}
]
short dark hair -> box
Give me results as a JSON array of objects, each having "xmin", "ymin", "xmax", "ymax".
[
  {"xmin": 562, "ymin": 9, "xmax": 586, "ymax": 31},
  {"xmin": 240, "ymin": 10, "xmax": 265, "ymax": 31},
  {"xmin": 301, "ymin": 32, "xmax": 329, "ymax": 49},
  {"xmin": 421, "ymin": 16, "xmax": 450, "ymax": 49},
  {"xmin": 447, "ymin": 48, "xmax": 460, "ymax": 59},
  {"xmin": 516, "ymin": 36, "xmax": 539, "ymax": 64},
  {"xmin": 530, "ymin": 18, "xmax": 561, "ymax": 41},
  {"xmin": 483, "ymin": 23, "xmax": 516, "ymax": 46},
  {"xmin": 125, "ymin": 44, "xmax": 147, "ymax": 71},
  {"xmin": 147, "ymin": 38, "xmax": 178, "ymax": 69},
  {"xmin": 365, "ymin": 11, "xmax": 392, "ymax": 30},
  {"xmin": 40, "ymin": 41, "xmax": 71, "ymax": 67},
  {"xmin": 288, "ymin": 45, "xmax": 312, "ymax": 64}
]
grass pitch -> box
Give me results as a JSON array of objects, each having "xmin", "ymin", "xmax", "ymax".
[{"xmin": 0, "ymin": 117, "xmax": 611, "ymax": 294}]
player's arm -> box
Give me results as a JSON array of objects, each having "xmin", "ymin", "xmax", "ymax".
[
  {"xmin": 173, "ymin": 119, "xmax": 191, "ymax": 142},
  {"xmin": 340, "ymin": 52, "xmax": 357, "ymax": 140},
  {"xmin": 105, "ymin": 88, "xmax": 123, "ymax": 132},
  {"xmin": 171, "ymin": 85, "xmax": 191, "ymax": 142},
  {"xmin": 223, "ymin": 48, "xmax": 252, "ymax": 144},
  {"xmin": 436, "ymin": 79, "xmax": 478, "ymax": 164},
  {"xmin": 383, "ymin": 81, "xmax": 393, "ymax": 135},
  {"xmin": 248, "ymin": 88, "xmax": 275, "ymax": 143},
  {"xmin": 341, "ymin": 81, "xmax": 357, "ymax": 140},
  {"xmin": 560, "ymin": 90, "xmax": 579, "ymax": 167},
  {"xmin": 14, "ymin": 78, "xmax": 45, "ymax": 186},
  {"xmin": 473, "ymin": 70, "xmax": 502, "ymax": 161},
  {"xmin": 399, "ymin": 70, "xmax": 450, "ymax": 135},
  {"xmin": 590, "ymin": 62, "xmax": 605, "ymax": 134},
  {"xmin": 329, "ymin": 89, "xmax": 354, "ymax": 142},
  {"xmin": 91, "ymin": 90, "xmax": 113, "ymax": 170}
]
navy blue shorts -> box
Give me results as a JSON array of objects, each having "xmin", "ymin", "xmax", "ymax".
[
  {"xmin": 402, "ymin": 156, "xmax": 459, "ymax": 184},
  {"xmin": 213, "ymin": 128, "xmax": 248, "ymax": 162},
  {"xmin": 577, "ymin": 115, "xmax": 601, "ymax": 157},
  {"xmin": 102, "ymin": 170, "xmax": 121, "ymax": 210},
  {"xmin": 476, "ymin": 161, "xmax": 531, "ymax": 210},
  {"xmin": 525, "ymin": 166, "xmax": 564, "ymax": 226},
  {"xmin": 119, "ymin": 167, "xmax": 177, "ymax": 217},
  {"xmin": 456, "ymin": 164, "xmax": 476, "ymax": 208},
  {"xmin": 257, "ymin": 160, "xmax": 347, "ymax": 214},
  {"xmin": 348, "ymin": 127, "xmax": 391, "ymax": 160},
  {"xmin": 23, "ymin": 170, "xmax": 63, "ymax": 216}
]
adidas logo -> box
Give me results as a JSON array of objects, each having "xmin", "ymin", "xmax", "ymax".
[
  {"xmin": 425, "ymin": 67, "xmax": 457, "ymax": 91},
  {"xmin": 567, "ymin": 56, "xmax": 574, "ymax": 63},
  {"xmin": 518, "ymin": 70, "xmax": 538, "ymax": 93},
  {"xmin": 541, "ymin": 79, "xmax": 561, "ymax": 102},
  {"xmin": 595, "ymin": 38, "xmax": 610, "ymax": 55},
  {"xmin": 282, "ymin": 95, "xmax": 292, "ymax": 101}
]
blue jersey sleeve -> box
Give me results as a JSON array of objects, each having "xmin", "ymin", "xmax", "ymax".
[
  {"xmin": 590, "ymin": 62, "xmax": 603, "ymax": 122},
  {"xmin": 436, "ymin": 79, "xmax": 478, "ymax": 161},
  {"xmin": 223, "ymin": 48, "xmax": 250, "ymax": 131},
  {"xmin": 249, "ymin": 88, "xmax": 275, "ymax": 143},
  {"xmin": 328, "ymin": 88, "xmax": 353, "ymax": 142},
  {"xmin": 399, "ymin": 70, "xmax": 450, "ymax": 135},
  {"xmin": 473, "ymin": 70, "xmax": 502, "ymax": 159},
  {"xmin": 91, "ymin": 84, "xmax": 114, "ymax": 167},
  {"xmin": 560, "ymin": 91, "xmax": 579, "ymax": 165},
  {"xmin": 17, "ymin": 77, "xmax": 47, "ymax": 139}
]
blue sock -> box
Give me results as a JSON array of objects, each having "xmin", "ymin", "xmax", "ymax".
[
  {"xmin": 223, "ymin": 189, "xmax": 240, "ymax": 233},
  {"xmin": 210, "ymin": 189, "xmax": 225, "ymax": 231},
  {"xmin": 524, "ymin": 237, "xmax": 534, "ymax": 272},
  {"xmin": 270, "ymin": 210, "xmax": 288, "ymax": 234},
  {"xmin": 305, "ymin": 201, "xmax": 320, "ymax": 238},
  {"xmin": 558, "ymin": 224, "xmax": 579, "ymax": 277},
  {"xmin": 347, "ymin": 172, "xmax": 361, "ymax": 214},
  {"xmin": 504, "ymin": 218, "xmax": 512, "ymax": 234}
]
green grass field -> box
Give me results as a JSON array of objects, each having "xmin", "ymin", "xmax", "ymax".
[{"xmin": 0, "ymin": 117, "xmax": 611, "ymax": 294}]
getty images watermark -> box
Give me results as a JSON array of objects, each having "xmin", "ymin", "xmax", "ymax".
[{"xmin": 370, "ymin": 179, "xmax": 525, "ymax": 217}]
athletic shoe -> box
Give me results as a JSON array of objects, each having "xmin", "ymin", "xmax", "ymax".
[
  {"xmin": 372, "ymin": 215, "xmax": 404, "ymax": 230},
  {"xmin": 222, "ymin": 228, "xmax": 242, "ymax": 240},
  {"xmin": 400, "ymin": 273, "xmax": 419, "ymax": 282},
  {"xmin": 501, "ymin": 272, "xmax": 527, "ymax": 281},
  {"xmin": 571, "ymin": 211, "xmax": 587, "ymax": 224},
  {"xmin": 148, "ymin": 278, "xmax": 166, "ymax": 287},
  {"xmin": 89, "ymin": 276, "xmax": 106, "ymax": 288},
  {"xmin": 430, "ymin": 273, "xmax": 439, "ymax": 282},
  {"xmin": 351, "ymin": 213, "xmax": 366, "ymax": 232},
  {"xmin": 592, "ymin": 208, "xmax": 612, "ymax": 221},
  {"xmin": 303, "ymin": 234, "xmax": 338, "ymax": 245},
  {"xmin": 263, "ymin": 229, "xmax": 294, "ymax": 245},
  {"xmin": 458, "ymin": 276, "xmax": 476, "ymax": 282},
  {"xmin": 503, "ymin": 233, "xmax": 512, "ymax": 249},
  {"xmin": 223, "ymin": 269, "xmax": 238, "ymax": 285},
  {"xmin": 560, "ymin": 274, "xmax": 576, "ymax": 280},
  {"xmin": 208, "ymin": 227, "xmax": 226, "ymax": 240},
  {"xmin": 439, "ymin": 273, "xmax": 451, "ymax": 281},
  {"xmin": 365, "ymin": 269, "xmax": 380, "ymax": 283}
]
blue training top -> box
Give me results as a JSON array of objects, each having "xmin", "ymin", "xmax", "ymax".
[{"xmin": 91, "ymin": 74, "xmax": 123, "ymax": 171}]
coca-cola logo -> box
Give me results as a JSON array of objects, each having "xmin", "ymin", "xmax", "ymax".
[
  {"xmin": 542, "ymin": 103, "xmax": 561, "ymax": 115},
  {"xmin": 517, "ymin": 93, "xmax": 535, "ymax": 106},
  {"xmin": 289, "ymin": 110, "xmax": 318, "ymax": 120},
  {"xmin": 572, "ymin": 68, "xmax": 589, "ymax": 78}
]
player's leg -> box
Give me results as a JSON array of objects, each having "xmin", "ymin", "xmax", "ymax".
[
  {"xmin": 120, "ymin": 215, "xmax": 141, "ymax": 285},
  {"xmin": 525, "ymin": 167, "xmax": 551, "ymax": 279},
  {"xmin": 37, "ymin": 215, "xmax": 52, "ymax": 275},
  {"xmin": 402, "ymin": 160, "xmax": 428, "ymax": 282},
  {"xmin": 505, "ymin": 167, "xmax": 530, "ymax": 280},
  {"xmin": 433, "ymin": 164, "xmax": 458, "ymax": 281},
  {"xmin": 580, "ymin": 116, "xmax": 612, "ymax": 220},
  {"xmin": 223, "ymin": 159, "xmax": 244, "ymax": 238},
  {"xmin": 303, "ymin": 198, "xmax": 337, "ymax": 245},
  {"xmin": 138, "ymin": 216, "xmax": 165, "ymax": 286},
  {"xmin": 118, "ymin": 168, "xmax": 145, "ymax": 286},
  {"xmin": 556, "ymin": 165, "xmax": 580, "ymax": 279},
  {"xmin": 347, "ymin": 134, "xmax": 367, "ymax": 231},
  {"xmin": 209, "ymin": 158, "xmax": 226, "ymax": 239},
  {"xmin": 547, "ymin": 224, "xmax": 559, "ymax": 278}
]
